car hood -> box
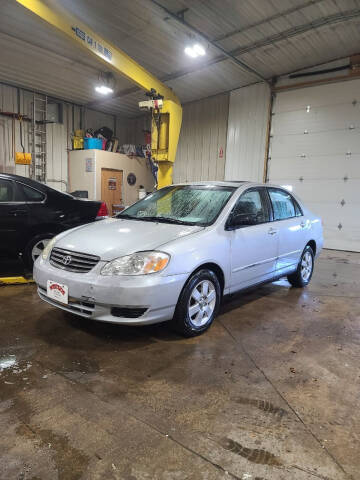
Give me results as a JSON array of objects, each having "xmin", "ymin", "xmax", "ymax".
[{"xmin": 55, "ymin": 218, "xmax": 204, "ymax": 260}]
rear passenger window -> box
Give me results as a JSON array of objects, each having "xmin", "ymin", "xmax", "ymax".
[
  {"xmin": 0, "ymin": 179, "xmax": 14, "ymax": 202},
  {"xmin": 19, "ymin": 184, "xmax": 45, "ymax": 202},
  {"xmin": 268, "ymin": 188, "xmax": 296, "ymax": 220}
]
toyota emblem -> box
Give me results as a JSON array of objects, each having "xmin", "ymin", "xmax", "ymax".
[{"xmin": 62, "ymin": 255, "xmax": 72, "ymax": 266}]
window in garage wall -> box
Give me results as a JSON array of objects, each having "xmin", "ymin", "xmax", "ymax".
[
  {"xmin": 268, "ymin": 78, "xmax": 360, "ymax": 252},
  {"xmin": 173, "ymin": 93, "xmax": 229, "ymax": 183}
]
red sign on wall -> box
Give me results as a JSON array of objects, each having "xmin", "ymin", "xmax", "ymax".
[{"xmin": 219, "ymin": 146, "xmax": 224, "ymax": 158}]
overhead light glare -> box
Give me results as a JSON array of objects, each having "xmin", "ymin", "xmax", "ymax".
[
  {"xmin": 193, "ymin": 43, "xmax": 206, "ymax": 56},
  {"xmin": 281, "ymin": 185, "xmax": 293, "ymax": 192},
  {"xmin": 95, "ymin": 85, "xmax": 114, "ymax": 95},
  {"xmin": 185, "ymin": 43, "xmax": 206, "ymax": 58},
  {"xmin": 184, "ymin": 46, "xmax": 197, "ymax": 58}
]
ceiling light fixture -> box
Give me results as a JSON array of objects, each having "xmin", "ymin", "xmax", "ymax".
[
  {"xmin": 185, "ymin": 43, "xmax": 206, "ymax": 58},
  {"xmin": 95, "ymin": 71, "xmax": 116, "ymax": 95},
  {"xmin": 95, "ymin": 85, "xmax": 114, "ymax": 95}
]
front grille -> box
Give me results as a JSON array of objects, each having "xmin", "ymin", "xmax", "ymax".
[
  {"xmin": 111, "ymin": 307, "xmax": 147, "ymax": 318},
  {"xmin": 50, "ymin": 247, "xmax": 100, "ymax": 273}
]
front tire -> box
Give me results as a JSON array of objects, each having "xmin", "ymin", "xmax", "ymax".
[
  {"xmin": 171, "ymin": 269, "xmax": 221, "ymax": 337},
  {"xmin": 24, "ymin": 233, "xmax": 55, "ymax": 269},
  {"xmin": 287, "ymin": 245, "xmax": 314, "ymax": 287}
]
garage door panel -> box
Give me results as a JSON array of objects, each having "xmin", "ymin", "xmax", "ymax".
[
  {"xmin": 274, "ymin": 79, "xmax": 360, "ymax": 113},
  {"xmin": 272, "ymin": 104, "xmax": 360, "ymax": 135},
  {"xmin": 269, "ymin": 79, "xmax": 360, "ymax": 251},
  {"xmin": 269, "ymin": 154, "xmax": 360, "ymax": 180},
  {"xmin": 270, "ymin": 130, "xmax": 360, "ymax": 157},
  {"xmin": 320, "ymin": 224, "xmax": 360, "ymax": 252},
  {"xmin": 269, "ymin": 179, "xmax": 359, "ymax": 204},
  {"xmin": 305, "ymin": 202, "xmax": 360, "ymax": 227},
  {"xmin": 304, "ymin": 203, "xmax": 360, "ymax": 252}
]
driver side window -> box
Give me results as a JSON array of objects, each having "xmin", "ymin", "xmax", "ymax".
[{"xmin": 230, "ymin": 188, "xmax": 270, "ymax": 227}]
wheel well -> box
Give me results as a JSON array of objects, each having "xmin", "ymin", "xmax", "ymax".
[
  {"xmin": 191, "ymin": 263, "xmax": 225, "ymax": 294},
  {"xmin": 307, "ymin": 240, "xmax": 316, "ymax": 255},
  {"xmin": 21, "ymin": 224, "xmax": 61, "ymax": 253}
]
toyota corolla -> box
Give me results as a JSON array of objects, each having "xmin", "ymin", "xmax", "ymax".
[{"xmin": 34, "ymin": 182, "xmax": 323, "ymax": 336}]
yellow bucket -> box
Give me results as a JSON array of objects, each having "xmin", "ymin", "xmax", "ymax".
[
  {"xmin": 73, "ymin": 136, "xmax": 84, "ymax": 150},
  {"xmin": 15, "ymin": 152, "xmax": 32, "ymax": 165}
]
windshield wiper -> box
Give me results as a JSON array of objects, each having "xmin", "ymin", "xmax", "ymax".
[
  {"xmin": 133, "ymin": 216, "xmax": 195, "ymax": 225},
  {"xmin": 157, "ymin": 217, "xmax": 195, "ymax": 225},
  {"xmin": 118, "ymin": 214, "xmax": 198, "ymax": 225},
  {"xmin": 117, "ymin": 213, "xmax": 141, "ymax": 220}
]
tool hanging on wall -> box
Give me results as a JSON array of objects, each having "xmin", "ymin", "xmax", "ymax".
[{"xmin": 15, "ymin": 115, "xmax": 32, "ymax": 165}]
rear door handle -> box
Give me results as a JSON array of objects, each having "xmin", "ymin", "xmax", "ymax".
[
  {"xmin": 300, "ymin": 221, "xmax": 306, "ymax": 228},
  {"xmin": 9, "ymin": 209, "xmax": 28, "ymax": 216},
  {"xmin": 268, "ymin": 227, "xmax": 278, "ymax": 235}
]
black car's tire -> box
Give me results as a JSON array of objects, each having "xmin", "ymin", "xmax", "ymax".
[
  {"xmin": 24, "ymin": 233, "xmax": 55, "ymax": 269},
  {"xmin": 171, "ymin": 269, "xmax": 221, "ymax": 337},
  {"xmin": 287, "ymin": 245, "xmax": 314, "ymax": 288}
]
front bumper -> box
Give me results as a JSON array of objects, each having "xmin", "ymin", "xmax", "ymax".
[{"xmin": 33, "ymin": 258, "xmax": 188, "ymax": 325}]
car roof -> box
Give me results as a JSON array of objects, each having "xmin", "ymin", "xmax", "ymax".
[
  {"xmin": 172, "ymin": 180, "xmax": 292, "ymax": 190},
  {"xmin": 0, "ymin": 172, "xmax": 45, "ymax": 189},
  {"xmin": 0, "ymin": 172, "xmax": 65, "ymax": 195},
  {"xmin": 172, "ymin": 180, "xmax": 280, "ymax": 189},
  {"xmin": 172, "ymin": 180, "xmax": 248, "ymax": 188}
]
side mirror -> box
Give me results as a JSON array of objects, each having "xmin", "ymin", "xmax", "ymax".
[{"xmin": 226, "ymin": 213, "xmax": 257, "ymax": 230}]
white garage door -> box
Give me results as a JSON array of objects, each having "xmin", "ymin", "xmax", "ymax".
[{"xmin": 268, "ymin": 78, "xmax": 360, "ymax": 252}]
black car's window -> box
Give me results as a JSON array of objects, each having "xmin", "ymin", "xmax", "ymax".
[
  {"xmin": 0, "ymin": 179, "xmax": 14, "ymax": 202},
  {"xmin": 268, "ymin": 188, "xmax": 298, "ymax": 220},
  {"xmin": 231, "ymin": 188, "xmax": 270, "ymax": 225},
  {"xmin": 18, "ymin": 183, "xmax": 45, "ymax": 202}
]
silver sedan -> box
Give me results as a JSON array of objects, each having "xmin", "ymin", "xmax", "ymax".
[{"xmin": 34, "ymin": 181, "xmax": 323, "ymax": 336}]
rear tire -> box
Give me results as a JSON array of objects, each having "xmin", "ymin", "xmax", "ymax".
[
  {"xmin": 24, "ymin": 233, "xmax": 55, "ymax": 269},
  {"xmin": 171, "ymin": 269, "xmax": 221, "ymax": 337},
  {"xmin": 287, "ymin": 245, "xmax": 314, "ymax": 287}
]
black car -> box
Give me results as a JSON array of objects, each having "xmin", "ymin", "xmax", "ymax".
[{"xmin": 0, "ymin": 173, "xmax": 107, "ymax": 268}]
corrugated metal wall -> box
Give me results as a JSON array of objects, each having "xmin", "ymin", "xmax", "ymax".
[
  {"xmin": 116, "ymin": 115, "xmax": 150, "ymax": 146},
  {"xmin": 0, "ymin": 82, "xmax": 116, "ymax": 191},
  {"xmin": 0, "ymin": 84, "xmax": 31, "ymax": 178},
  {"xmin": 225, "ymin": 83, "xmax": 270, "ymax": 182},
  {"xmin": 173, "ymin": 93, "xmax": 229, "ymax": 183},
  {"xmin": 84, "ymin": 108, "xmax": 115, "ymax": 133}
]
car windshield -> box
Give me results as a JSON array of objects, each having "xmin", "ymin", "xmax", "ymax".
[{"xmin": 117, "ymin": 185, "xmax": 235, "ymax": 226}]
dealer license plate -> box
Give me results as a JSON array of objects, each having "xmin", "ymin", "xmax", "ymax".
[{"xmin": 47, "ymin": 280, "xmax": 69, "ymax": 304}]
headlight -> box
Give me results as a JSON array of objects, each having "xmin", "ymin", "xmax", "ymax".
[
  {"xmin": 42, "ymin": 237, "xmax": 57, "ymax": 260},
  {"xmin": 101, "ymin": 251, "xmax": 170, "ymax": 276}
]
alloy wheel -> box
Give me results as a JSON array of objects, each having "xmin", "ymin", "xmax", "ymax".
[
  {"xmin": 31, "ymin": 238, "xmax": 51, "ymax": 262},
  {"xmin": 188, "ymin": 280, "xmax": 216, "ymax": 327},
  {"xmin": 301, "ymin": 251, "xmax": 313, "ymax": 281}
]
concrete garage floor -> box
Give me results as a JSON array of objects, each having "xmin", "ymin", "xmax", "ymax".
[{"xmin": 0, "ymin": 250, "xmax": 359, "ymax": 480}]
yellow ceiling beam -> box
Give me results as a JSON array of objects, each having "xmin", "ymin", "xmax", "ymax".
[
  {"xmin": 16, "ymin": 0, "xmax": 179, "ymax": 104},
  {"xmin": 16, "ymin": 0, "xmax": 182, "ymax": 186}
]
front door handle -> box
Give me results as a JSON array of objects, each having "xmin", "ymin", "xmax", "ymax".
[
  {"xmin": 9, "ymin": 209, "xmax": 28, "ymax": 217},
  {"xmin": 300, "ymin": 221, "xmax": 306, "ymax": 228},
  {"xmin": 268, "ymin": 227, "xmax": 278, "ymax": 235}
]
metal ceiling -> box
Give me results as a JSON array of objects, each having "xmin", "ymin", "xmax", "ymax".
[{"xmin": 0, "ymin": 0, "xmax": 359, "ymax": 117}]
